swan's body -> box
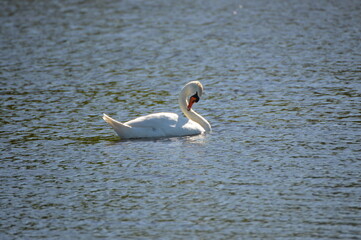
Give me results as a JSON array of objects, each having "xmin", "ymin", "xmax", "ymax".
[{"xmin": 103, "ymin": 81, "xmax": 211, "ymax": 139}]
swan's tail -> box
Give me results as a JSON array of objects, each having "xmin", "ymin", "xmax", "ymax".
[{"xmin": 102, "ymin": 113, "xmax": 131, "ymax": 138}]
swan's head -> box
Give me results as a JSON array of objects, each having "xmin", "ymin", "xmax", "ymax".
[{"xmin": 182, "ymin": 81, "xmax": 204, "ymax": 111}]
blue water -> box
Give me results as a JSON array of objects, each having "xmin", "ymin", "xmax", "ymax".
[{"xmin": 1, "ymin": 0, "xmax": 360, "ymax": 239}]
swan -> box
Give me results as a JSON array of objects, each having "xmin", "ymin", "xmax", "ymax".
[{"xmin": 102, "ymin": 81, "xmax": 211, "ymax": 139}]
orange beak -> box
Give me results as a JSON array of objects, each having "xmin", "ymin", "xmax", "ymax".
[{"xmin": 187, "ymin": 96, "xmax": 198, "ymax": 111}]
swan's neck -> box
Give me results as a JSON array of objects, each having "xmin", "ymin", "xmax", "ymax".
[{"xmin": 178, "ymin": 91, "xmax": 211, "ymax": 132}]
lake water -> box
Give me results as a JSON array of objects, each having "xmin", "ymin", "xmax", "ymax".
[{"xmin": 1, "ymin": 0, "xmax": 360, "ymax": 239}]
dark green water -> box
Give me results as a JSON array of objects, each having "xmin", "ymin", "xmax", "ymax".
[{"xmin": 1, "ymin": 0, "xmax": 360, "ymax": 239}]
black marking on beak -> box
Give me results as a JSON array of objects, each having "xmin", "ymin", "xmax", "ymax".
[{"xmin": 191, "ymin": 92, "xmax": 199, "ymax": 103}]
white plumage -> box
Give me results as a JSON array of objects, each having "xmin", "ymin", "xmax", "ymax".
[{"xmin": 102, "ymin": 81, "xmax": 211, "ymax": 139}]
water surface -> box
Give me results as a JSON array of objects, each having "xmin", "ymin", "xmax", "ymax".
[{"xmin": 1, "ymin": 0, "xmax": 360, "ymax": 239}]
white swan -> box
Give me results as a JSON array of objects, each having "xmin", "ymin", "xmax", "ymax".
[{"xmin": 102, "ymin": 81, "xmax": 211, "ymax": 139}]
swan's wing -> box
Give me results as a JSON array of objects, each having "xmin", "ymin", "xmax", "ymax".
[
  {"xmin": 104, "ymin": 112, "xmax": 203, "ymax": 138},
  {"xmin": 125, "ymin": 112, "xmax": 204, "ymax": 138},
  {"xmin": 125, "ymin": 112, "xmax": 179, "ymax": 129}
]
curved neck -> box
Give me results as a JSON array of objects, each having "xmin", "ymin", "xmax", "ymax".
[{"xmin": 178, "ymin": 90, "xmax": 211, "ymax": 132}]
